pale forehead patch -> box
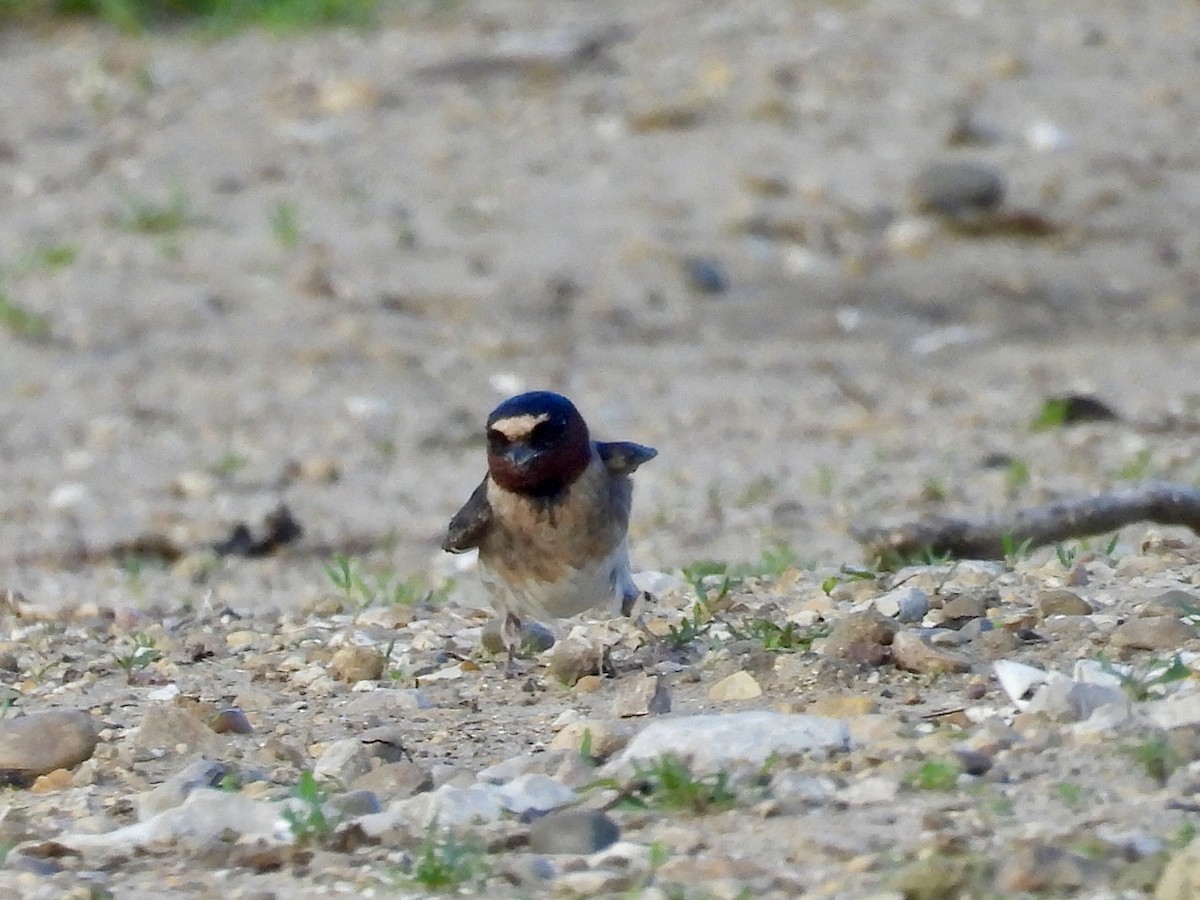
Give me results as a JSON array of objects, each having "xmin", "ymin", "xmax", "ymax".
[{"xmin": 490, "ymin": 413, "xmax": 549, "ymax": 439}]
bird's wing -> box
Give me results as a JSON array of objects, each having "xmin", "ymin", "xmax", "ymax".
[
  {"xmin": 596, "ymin": 441, "xmax": 658, "ymax": 476},
  {"xmin": 442, "ymin": 478, "xmax": 493, "ymax": 552}
]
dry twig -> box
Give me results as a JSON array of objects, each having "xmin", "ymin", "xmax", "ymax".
[{"xmin": 852, "ymin": 481, "xmax": 1200, "ymax": 563}]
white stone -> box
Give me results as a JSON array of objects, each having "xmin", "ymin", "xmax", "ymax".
[{"xmin": 604, "ymin": 711, "xmax": 850, "ymax": 778}]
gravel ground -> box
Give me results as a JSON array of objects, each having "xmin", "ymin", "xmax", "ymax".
[{"xmin": 3, "ymin": 0, "xmax": 1200, "ymax": 896}]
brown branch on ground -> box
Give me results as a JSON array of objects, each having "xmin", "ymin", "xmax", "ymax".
[{"xmin": 851, "ymin": 482, "xmax": 1200, "ymax": 564}]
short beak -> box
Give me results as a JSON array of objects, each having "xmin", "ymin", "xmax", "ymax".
[{"xmin": 504, "ymin": 445, "xmax": 537, "ymax": 469}]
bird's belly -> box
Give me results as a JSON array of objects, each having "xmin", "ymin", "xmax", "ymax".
[{"xmin": 479, "ymin": 549, "xmax": 625, "ymax": 622}]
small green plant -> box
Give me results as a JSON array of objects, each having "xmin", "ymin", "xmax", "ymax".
[
  {"xmin": 1172, "ymin": 821, "xmax": 1197, "ymax": 849},
  {"xmin": 681, "ymin": 561, "xmax": 738, "ymax": 604},
  {"xmin": 12, "ymin": 0, "xmax": 382, "ymax": 34},
  {"xmin": 0, "ymin": 291, "xmax": 51, "ymax": 341},
  {"xmin": 210, "ymin": 450, "xmax": 248, "ymax": 477},
  {"xmin": 27, "ymin": 243, "xmax": 78, "ymax": 270},
  {"xmin": 821, "ymin": 565, "xmax": 876, "ymax": 595},
  {"xmin": 1005, "ymin": 458, "xmax": 1031, "ymax": 493},
  {"xmin": 1055, "ymin": 543, "xmax": 1078, "ymax": 567},
  {"xmin": 905, "ymin": 759, "xmax": 960, "ymax": 792},
  {"xmin": 729, "ymin": 618, "xmax": 827, "ymax": 653},
  {"xmin": 119, "ymin": 186, "xmax": 193, "ymax": 234},
  {"xmin": 664, "ymin": 599, "xmax": 715, "ymax": 650},
  {"xmin": 620, "ymin": 754, "xmax": 736, "ymax": 814},
  {"xmin": 920, "ymin": 477, "xmax": 948, "ymax": 503},
  {"xmin": 406, "ymin": 821, "xmax": 487, "ymax": 890},
  {"xmin": 324, "ymin": 554, "xmax": 452, "ymax": 609},
  {"xmin": 811, "ymin": 463, "xmax": 836, "ymax": 498},
  {"xmin": 269, "ymin": 200, "xmax": 301, "ymax": 248},
  {"xmin": 1054, "ymin": 781, "xmax": 1085, "ymax": 808},
  {"xmin": 1031, "ymin": 397, "xmax": 1072, "ymax": 431},
  {"xmin": 113, "ymin": 632, "xmax": 162, "ymax": 680},
  {"xmin": 282, "ymin": 771, "xmax": 338, "ymax": 844},
  {"xmin": 1100, "ymin": 653, "xmax": 1192, "ymax": 702},
  {"xmin": 1001, "ymin": 532, "xmax": 1035, "ymax": 564},
  {"xmin": 1128, "ymin": 734, "xmax": 1182, "ymax": 785},
  {"xmin": 1117, "ymin": 448, "xmax": 1154, "ymax": 482}
]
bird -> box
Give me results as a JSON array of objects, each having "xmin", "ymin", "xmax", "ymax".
[{"xmin": 442, "ymin": 390, "xmax": 657, "ymax": 671}]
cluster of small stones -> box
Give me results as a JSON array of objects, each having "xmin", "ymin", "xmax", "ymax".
[{"xmin": 3, "ymin": 532, "xmax": 1200, "ymax": 897}]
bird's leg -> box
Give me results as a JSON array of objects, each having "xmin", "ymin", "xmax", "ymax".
[{"xmin": 501, "ymin": 612, "xmax": 524, "ymax": 678}]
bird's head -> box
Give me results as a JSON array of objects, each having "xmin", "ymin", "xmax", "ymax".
[{"xmin": 485, "ymin": 391, "xmax": 591, "ymax": 496}]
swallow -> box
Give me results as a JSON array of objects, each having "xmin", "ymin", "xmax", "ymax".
[{"xmin": 442, "ymin": 391, "xmax": 657, "ymax": 671}]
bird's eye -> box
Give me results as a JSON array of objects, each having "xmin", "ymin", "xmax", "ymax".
[
  {"xmin": 487, "ymin": 428, "xmax": 509, "ymax": 449},
  {"xmin": 529, "ymin": 419, "xmax": 563, "ymax": 447}
]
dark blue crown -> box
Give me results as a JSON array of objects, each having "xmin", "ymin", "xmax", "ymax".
[{"xmin": 487, "ymin": 391, "xmax": 581, "ymax": 427}]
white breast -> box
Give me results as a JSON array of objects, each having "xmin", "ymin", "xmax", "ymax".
[{"xmin": 479, "ymin": 540, "xmax": 635, "ymax": 624}]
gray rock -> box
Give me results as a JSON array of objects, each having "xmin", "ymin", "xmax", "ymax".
[
  {"xmin": 891, "ymin": 631, "xmax": 973, "ymax": 674},
  {"xmin": 910, "ymin": 160, "xmax": 1006, "ymax": 216},
  {"xmin": 135, "ymin": 703, "xmax": 221, "ymax": 756},
  {"xmin": 547, "ymin": 635, "xmax": 606, "ymax": 686},
  {"xmin": 1157, "ymin": 837, "xmax": 1200, "ymax": 899},
  {"xmin": 995, "ymin": 841, "xmax": 1100, "ymax": 893},
  {"xmin": 1037, "ymin": 589, "xmax": 1093, "ymax": 617},
  {"xmin": 1026, "ymin": 677, "xmax": 1127, "ymax": 723},
  {"xmin": 822, "ymin": 611, "xmax": 897, "ymax": 665},
  {"xmin": 1110, "ymin": 617, "xmax": 1196, "ymax": 651},
  {"xmin": 325, "ymin": 788, "xmax": 383, "ymax": 818},
  {"xmin": 350, "ymin": 760, "xmax": 434, "ymax": 799},
  {"xmin": 481, "ymin": 618, "xmax": 556, "ymax": 655},
  {"xmin": 528, "ymin": 809, "xmax": 619, "ymax": 855},
  {"xmin": 358, "ymin": 783, "xmax": 506, "ymax": 835},
  {"xmin": 359, "ymin": 726, "xmax": 410, "ymax": 763},
  {"xmin": 495, "ymin": 773, "xmax": 578, "ymax": 817},
  {"xmin": 611, "ymin": 674, "xmax": 671, "ymax": 717},
  {"xmin": 60, "ymin": 789, "xmax": 283, "ymax": 856},
  {"xmin": 0, "ymin": 709, "xmax": 99, "ymax": 779},
  {"xmin": 1143, "ymin": 589, "xmax": 1200, "ymax": 618},
  {"xmin": 138, "ymin": 758, "xmax": 232, "ymax": 820},
  {"xmin": 329, "ymin": 645, "xmax": 384, "ymax": 683},
  {"xmin": 873, "ymin": 585, "xmax": 929, "ymax": 623},
  {"xmin": 941, "ymin": 594, "xmax": 988, "ymax": 622},
  {"xmin": 313, "ymin": 739, "xmax": 374, "ymax": 786},
  {"xmin": 604, "ymin": 711, "xmax": 850, "ymax": 778}
]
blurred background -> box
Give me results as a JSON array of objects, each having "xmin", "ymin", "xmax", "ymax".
[{"xmin": 2, "ymin": 0, "xmax": 1199, "ymax": 611}]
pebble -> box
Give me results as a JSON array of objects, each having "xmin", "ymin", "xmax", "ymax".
[
  {"xmin": 135, "ymin": 704, "xmax": 221, "ymax": 756},
  {"xmin": 0, "ymin": 710, "xmax": 99, "ymax": 780},
  {"xmin": 682, "ymin": 256, "xmax": 730, "ymax": 294},
  {"xmin": 548, "ymin": 635, "xmax": 607, "ymax": 686},
  {"xmin": 822, "ymin": 611, "xmax": 897, "ymax": 665},
  {"xmin": 329, "ymin": 645, "xmax": 384, "ymax": 683},
  {"xmin": 495, "ymin": 773, "xmax": 578, "ymax": 817},
  {"xmin": 528, "ymin": 809, "xmax": 619, "ymax": 855},
  {"xmin": 707, "ymin": 670, "xmax": 763, "ymax": 701},
  {"xmin": 604, "ymin": 711, "xmax": 850, "ymax": 778},
  {"xmin": 210, "ymin": 708, "xmax": 253, "ymax": 734},
  {"xmin": 138, "ymin": 759, "xmax": 233, "ymax": 819},
  {"xmin": 995, "ymin": 841, "xmax": 1097, "ymax": 893},
  {"xmin": 910, "ymin": 160, "xmax": 1006, "ymax": 217},
  {"xmin": 940, "ymin": 594, "xmax": 988, "ymax": 622},
  {"xmin": 611, "ymin": 674, "xmax": 671, "ymax": 717},
  {"xmin": 891, "ymin": 631, "xmax": 973, "ymax": 674},
  {"xmin": 1038, "ymin": 589, "xmax": 1094, "ymax": 617},
  {"xmin": 872, "ymin": 585, "xmax": 929, "ymax": 623},
  {"xmin": 1156, "ymin": 840, "xmax": 1200, "ymax": 899},
  {"xmin": 61, "ymin": 789, "xmax": 282, "ymax": 856},
  {"xmin": 550, "ymin": 720, "xmax": 636, "ymax": 759},
  {"xmin": 314, "ymin": 739, "xmax": 376, "ymax": 785},
  {"xmin": 350, "ymin": 760, "xmax": 433, "ymax": 798},
  {"xmin": 1110, "ymin": 617, "xmax": 1196, "ymax": 651},
  {"xmin": 481, "ymin": 618, "xmax": 556, "ymax": 655}
]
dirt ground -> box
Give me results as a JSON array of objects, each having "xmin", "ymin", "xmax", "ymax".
[{"xmin": 3, "ymin": 0, "xmax": 1200, "ymax": 897}]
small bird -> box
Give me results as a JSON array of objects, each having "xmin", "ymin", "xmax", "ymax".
[{"xmin": 442, "ymin": 391, "xmax": 657, "ymax": 670}]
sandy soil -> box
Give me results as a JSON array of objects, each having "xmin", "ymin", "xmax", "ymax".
[{"xmin": 2, "ymin": 0, "xmax": 1200, "ymax": 896}]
